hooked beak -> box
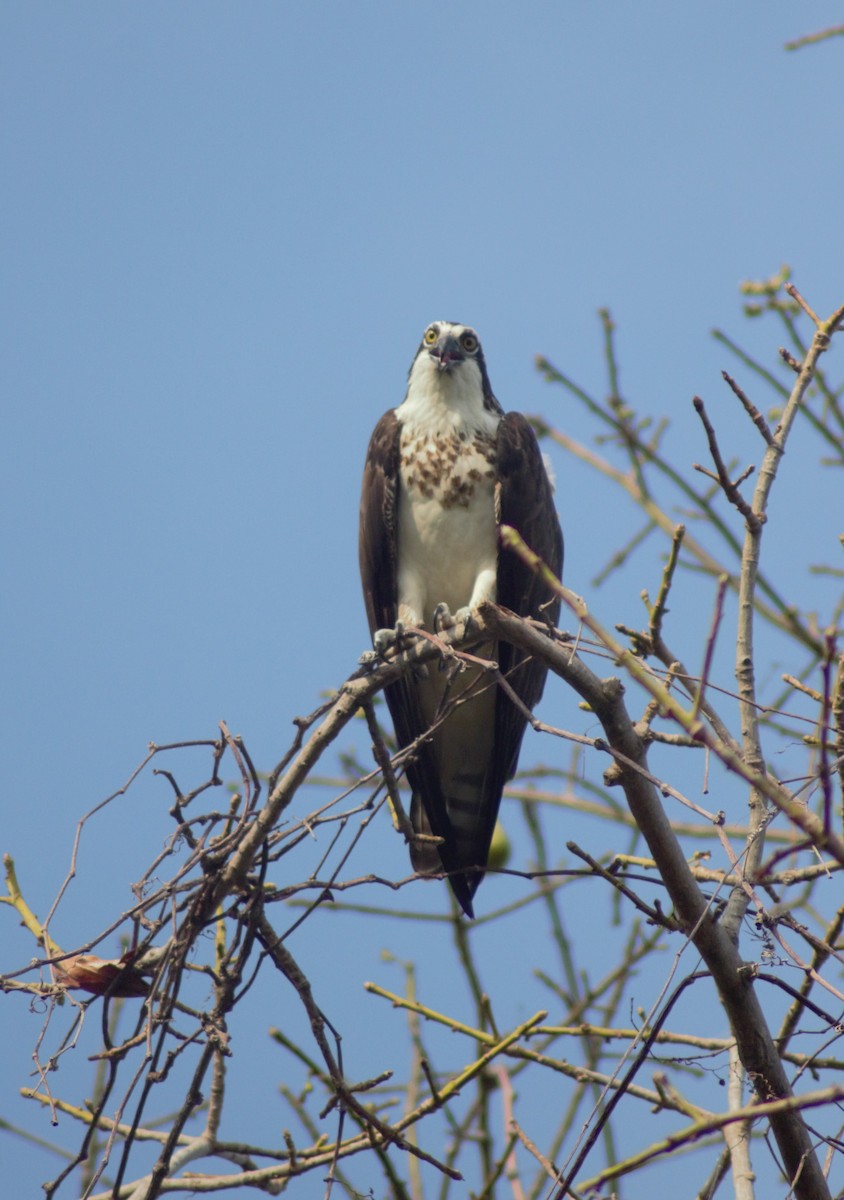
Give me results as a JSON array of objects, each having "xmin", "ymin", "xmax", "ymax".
[{"xmin": 429, "ymin": 334, "xmax": 464, "ymax": 373}]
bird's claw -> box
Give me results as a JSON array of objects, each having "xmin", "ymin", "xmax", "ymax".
[
  {"xmin": 373, "ymin": 622, "xmax": 428, "ymax": 680},
  {"xmin": 454, "ymin": 605, "xmax": 474, "ymax": 631},
  {"xmin": 433, "ymin": 603, "xmax": 474, "ymax": 634},
  {"xmin": 373, "ymin": 621, "xmax": 406, "ymax": 657},
  {"xmin": 432, "ymin": 602, "xmax": 453, "ymax": 633}
]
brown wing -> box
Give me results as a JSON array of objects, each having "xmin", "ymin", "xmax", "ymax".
[
  {"xmin": 359, "ymin": 410, "xmax": 401, "ymax": 636},
  {"xmin": 485, "ymin": 411, "xmax": 563, "ymax": 833}
]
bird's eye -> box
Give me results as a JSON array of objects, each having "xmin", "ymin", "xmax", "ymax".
[
  {"xmin": 423, "ymin": 327, "xmax": 438, "ymax": 345},
  {"xmin": 461, "ymin": 333, "xmax": 479, "ymax": 353}
]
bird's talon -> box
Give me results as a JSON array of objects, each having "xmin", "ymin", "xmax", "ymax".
[
  {"xmin": 455, "ymin": 606, "xmax": 474, "ymax": 632},
  {"xmin": 433, "ymin": 602, "xmax": 453, "ymax": 633},
  {"xmin": 373, "ymin": 630, "xmax": 395, "ymax": 656},
  {"xmin": 373, "ymin": 621, "xmax": 407, "ymax": 657}
]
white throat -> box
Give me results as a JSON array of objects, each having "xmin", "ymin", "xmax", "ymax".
[{"xmin": 396, "ymin": 353, "xmax": 496, "ymax": 437}]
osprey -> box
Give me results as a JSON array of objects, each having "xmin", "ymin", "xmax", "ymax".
[{"xmin": 359, "ymin": 321, "xmax": 563, "ymax": 916}]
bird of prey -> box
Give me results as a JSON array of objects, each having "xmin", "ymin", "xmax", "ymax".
[{"xmin": 359, "ymin": 321, "xmax": 563, "ymax": 916}]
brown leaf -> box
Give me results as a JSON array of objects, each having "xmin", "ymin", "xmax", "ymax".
[{"xmin": 55, "ymin": 954, "xmax": 149, "ymax": 998}]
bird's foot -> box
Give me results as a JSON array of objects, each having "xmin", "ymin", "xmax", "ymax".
[
  {"xmin": 373, "ymin": 620, "xmax": 407, "ymax": 657},
  {"xmin": 432, "ymin": 603, "xmax": 453, "ymax": 634},
  {"xmin": 372, "ymin": 622, "xmax": 428, "ymax": 679},
  {"xmin": 432, "ymin": 603, "xmax": 475, "ymax": 634},
  {"xmin": 454, "ymin": 605, "xmax": 474, "ymax": 631}
]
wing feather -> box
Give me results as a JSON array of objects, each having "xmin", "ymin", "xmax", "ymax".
[
  {"xmin": 480, "ymin": 413, "xmax": 563, "ymax": 860},
  {"xmin": 359, "ymin": 411, "xmax": 400, "ymax": 635}
]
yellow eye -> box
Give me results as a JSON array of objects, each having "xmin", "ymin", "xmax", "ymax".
[
  {"xmin": 423, "ymin": 327, "xmax": 438, "ymax": 345},
  {"xmin": 461, "ymin": 332, "xmax": 478, "ymax": 353}
]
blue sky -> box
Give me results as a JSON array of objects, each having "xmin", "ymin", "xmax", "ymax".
[{"xmin": 2, "ymin": 4, "xmax": 843, "ymax": 1196}]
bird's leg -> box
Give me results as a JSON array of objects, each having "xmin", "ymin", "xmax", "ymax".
[
  {"xmin": 433, "ymin": 564, "xmax": 497, "ymax": 638},
  {"xmin": 373, "ymin": 590, "xmax": 430, "ymax": 657},
  {"xmin": 374, "ymin": 591, "xmax": 426, "ymax": 654},
  {"xmin": 466, "ymin": 566, "xmax": 497, "ymax": 615}
]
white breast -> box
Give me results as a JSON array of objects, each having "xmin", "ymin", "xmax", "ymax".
[{"xmin": 395, "ymin": 424, "xmax": 500, "ymax": 626}]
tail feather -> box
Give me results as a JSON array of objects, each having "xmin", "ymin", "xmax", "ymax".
[{"xmin": 409, "ymin": 786, "xmax": 489, "ymax": 919}]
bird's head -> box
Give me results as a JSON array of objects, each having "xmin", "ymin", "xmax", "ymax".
[
  {"xmin": 419, "ymin": 321, "xmax": 482, "ymax": 374},
  {"xmin": 406, "ymin": 321, "xmax": 499, "ymax": 413}
]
